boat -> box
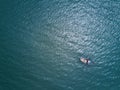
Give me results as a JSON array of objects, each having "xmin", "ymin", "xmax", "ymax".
[{"xmin": 80, "ymin": 57, "xmax": 91, "ymax": 64}]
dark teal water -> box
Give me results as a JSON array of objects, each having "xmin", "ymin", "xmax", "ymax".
[{"xmin": 0, "ymin": 0, "xmax": 120, "ymax": 90}]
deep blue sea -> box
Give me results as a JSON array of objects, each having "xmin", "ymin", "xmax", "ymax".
[{"xmin": 0, "ymin": 0, "xmax": 120, "ymax": 90}]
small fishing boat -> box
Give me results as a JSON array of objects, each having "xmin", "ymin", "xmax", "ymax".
[{"xmin": 80, "ymin": 57, "xmax": 91, "ymax": 64}]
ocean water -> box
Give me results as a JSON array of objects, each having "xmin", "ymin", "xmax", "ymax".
[{"xmin": 0, "ymin": 0, "xmax": 120, "ymax": 90}]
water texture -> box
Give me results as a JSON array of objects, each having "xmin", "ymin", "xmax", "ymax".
[{"xmin": 0, "ymin": 0, "xmax": 120, "ymax": 90}]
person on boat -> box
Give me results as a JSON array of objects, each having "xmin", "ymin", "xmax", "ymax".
[{"xmin": 86, "ymin": 59, "xmax": 91, "ymax": 64}]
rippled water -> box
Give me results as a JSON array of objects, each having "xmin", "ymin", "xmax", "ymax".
[{"xmin": 0, "ymin": 0, "xmax": 120, "ymax": 90}]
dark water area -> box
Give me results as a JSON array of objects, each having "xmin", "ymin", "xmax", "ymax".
[{"xmin": 0, "ymin": 0, "xmax": 120, "ymax": 90}]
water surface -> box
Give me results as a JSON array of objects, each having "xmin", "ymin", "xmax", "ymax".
[{"xmin": 0, "ymin": 0, "xmax": 120, "ymax": 90}]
